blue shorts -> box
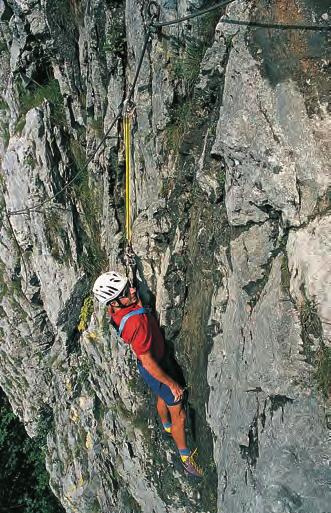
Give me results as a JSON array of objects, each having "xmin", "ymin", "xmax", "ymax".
[{"xmin": 137, "ymin": 361, "xmax": 181, "ymax": 406}]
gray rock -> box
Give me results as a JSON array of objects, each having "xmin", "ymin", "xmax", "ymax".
[
  {"xmin": 287, "ymin": 215, "xmax": 331, "ymax": 344},
  {"xmin": 0, "ymin": 0, "xmax": 329, "ymax": 512}
]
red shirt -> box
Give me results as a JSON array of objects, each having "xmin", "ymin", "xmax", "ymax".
[{"xmin": 109, "ymin": 304, "xmax": 165, "ymax": 362}]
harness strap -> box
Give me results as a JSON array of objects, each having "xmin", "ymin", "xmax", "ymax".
[{"xmin": 118, "ymin": 307, "xmax": 147, "ymax": 336}]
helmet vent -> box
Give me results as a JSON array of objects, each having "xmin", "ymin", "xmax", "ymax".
[{"xmin": 92, "ymin": 272, "xmax": 128, "ymax": 305}]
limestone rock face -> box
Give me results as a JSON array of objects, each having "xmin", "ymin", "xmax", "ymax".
[{"xmin": 0, "ymin": 1, "xmax": 330, "ymax": 512}]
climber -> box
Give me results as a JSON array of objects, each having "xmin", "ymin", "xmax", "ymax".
[{"xmin": 93, "ymin": 271, "xmax": 203, "ymax": 478}]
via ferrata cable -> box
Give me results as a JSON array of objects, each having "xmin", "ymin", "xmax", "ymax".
[
  {"xmin": 151, "ymin": 0, "xmax": 329, "ymax": 31},
  {"xmin": 7, "ymin": 0, "xmax": 328, "ymax": 219}
]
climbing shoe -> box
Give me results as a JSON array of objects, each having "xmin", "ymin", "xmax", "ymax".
[{"xmin": 181, "ymin": 449, "xmax": 203, "ymax": 478}]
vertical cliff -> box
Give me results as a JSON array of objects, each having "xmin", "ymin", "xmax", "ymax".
[{"xmin": 0, "ymin": 0, "xmax": 329, "ymax": 512}]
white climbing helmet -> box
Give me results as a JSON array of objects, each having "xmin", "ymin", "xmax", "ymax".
[{"xmin": 92, "ymin": 271, "xmax": 128, "ymax": 305}]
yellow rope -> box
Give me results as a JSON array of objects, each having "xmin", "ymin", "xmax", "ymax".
[{"xmin": 124, "ymin": 113, "xmax": 132, "ymax": 243}]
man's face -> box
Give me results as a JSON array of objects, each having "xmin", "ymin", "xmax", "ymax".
[{"xmin": 115, "ymin": 283, "xmax": 137, "ymax": 307}]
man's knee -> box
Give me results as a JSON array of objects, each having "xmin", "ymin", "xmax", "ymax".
[
  {"xmin": 170, "ymin": 405, "xmax": 186, "ymax": 425},
  {"xmin": 157, "ymin": 396, "xmax": 167, "ymax": 408}
]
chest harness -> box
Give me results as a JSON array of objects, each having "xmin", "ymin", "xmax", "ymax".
[{"xmin": 117, "ymin": 307, "xmax": 147, "ymax": 337}]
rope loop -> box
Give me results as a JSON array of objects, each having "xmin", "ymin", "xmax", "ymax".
[
  {"xmin": 123, "ymin": 98, "xmax": 136, "ymax": 118},
  {"xmin": 146, "ymin": 1, "xmax": 160, "ymax": 23}
]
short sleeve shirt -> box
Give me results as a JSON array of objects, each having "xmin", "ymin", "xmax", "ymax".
[{"xmin": 109, "ymin": 304, "xmax": 165, "ymax": 361}]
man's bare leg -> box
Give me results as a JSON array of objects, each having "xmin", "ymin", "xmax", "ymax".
[
  {"xmin": 168, "ymin": 401, "xmax": 203, "ymax": 477},
  {"xmin": 168, "ymin": 402, "xmax": 187, "ymax": 450},
  {"xmin": 156, "ymin": 396, "xmax": 171, "ymax": 425}
]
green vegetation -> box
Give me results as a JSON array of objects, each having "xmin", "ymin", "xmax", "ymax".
[
  {"xmin": 25, "ymin": 154, "xmax": 37, "ymax": 169},
  {"xmin": 0, "ymin": 256, "xmax": 28, "ymax": 319},
  {"xmin": 15, "ymin": 116, "xmax": 26, "ymax": 134},
  {"xmin": 35, "ymin": 405, "xmax": 55, "ymax": 448},
  {"xmin": 171, "ymin": 37, "xmax": 208, "ymax": 94},
  {"xmin": 20, "ymin": 79, "xmax": 63, "ymax": 115},
  {"xmin": 218, "ymin": 169, "xmax": 226, "ymax": 189},
  {"xmin": 88, "ymin": 117, "xmax": 104, "ymax": 138},
  {"xmin": 43, "ymin": 209, "xmax": 71, "ymax": 265},
  {"xmin": 196, "ymin": 9, "xmax": 224, "ymax": 41},
  {"xmin": 0, "ymin": 97, "xmax": 8, "ymax": 111},
  {"xmin": 68, "ymin": 136, "xmax": 108, "ymax": 278},
  {"xmin": 166, "ymin": 100, "xmax": 193, "ymax": 153},
  {"xmin": 93, "ymin": 395, "xmax": 106, "ymax": 424},
  {"xmin": 0, "ymin": 40, "xmax": 8, "ymax": 54},
  {"xmin": 165, "ymin": 11, "xmax": 221, "ymax": 154},
  {"xmin": 300, "ymin": 297, "xmax": 322, "ymax": 363},
  {"xmin": 0, "ymin": 389, "xmax": 64, "ymax": 513},
  {"xmin": 315, "ymin": 346, "xmax": 331, "ymax": 398},
  {"xmin": 0, "ymin": 96, "xmax": 10, "ymax": 149},
  {"xmin": 16, "ymin": 79, "xmax": 65, "ymax": 133},
  {"xmin": 169, "ymin": 9, "xmax": 220, "ymax": 92},
  {"xmin": 88, "ymin": 498, "xmax": 102, "ymax": 513},
  {"xmin": 103, "ymin": 10, "xmax": 126, "ymax": 57},
  {"xmin": 280, "ymin": 254, "xmax": 291, "ymax": 293},
  {"xmin": 120, "ymin": 489, "xmax": 142, "ymax": 513},
  {"xmin": 76, "ymin": 356, "xmax": 90, "ymax": 386},
  {"xmin": 131, "ymin": 411, "xmax": 150, "ymax": 437},
  {"xmin": 68, "ymin": 0, "xmax": 82, "ymax": 14},
  {"xmin": 300, "ymin": 296, "xmax": 331, "ymax": 398},
  {"xmin": 160, "ymin": 176, "xmax": 174, "ymax": 199},
  {"xmin": 0, "ymin": 123, "xmax": 9, "ymax": 148},
  {"xmin": 70, "ymin": 138, "xmax": 86, "ymax": 172},
  {"xmin": 77, "ymin": 296, "xmax": 94, "ymax": 332}
]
